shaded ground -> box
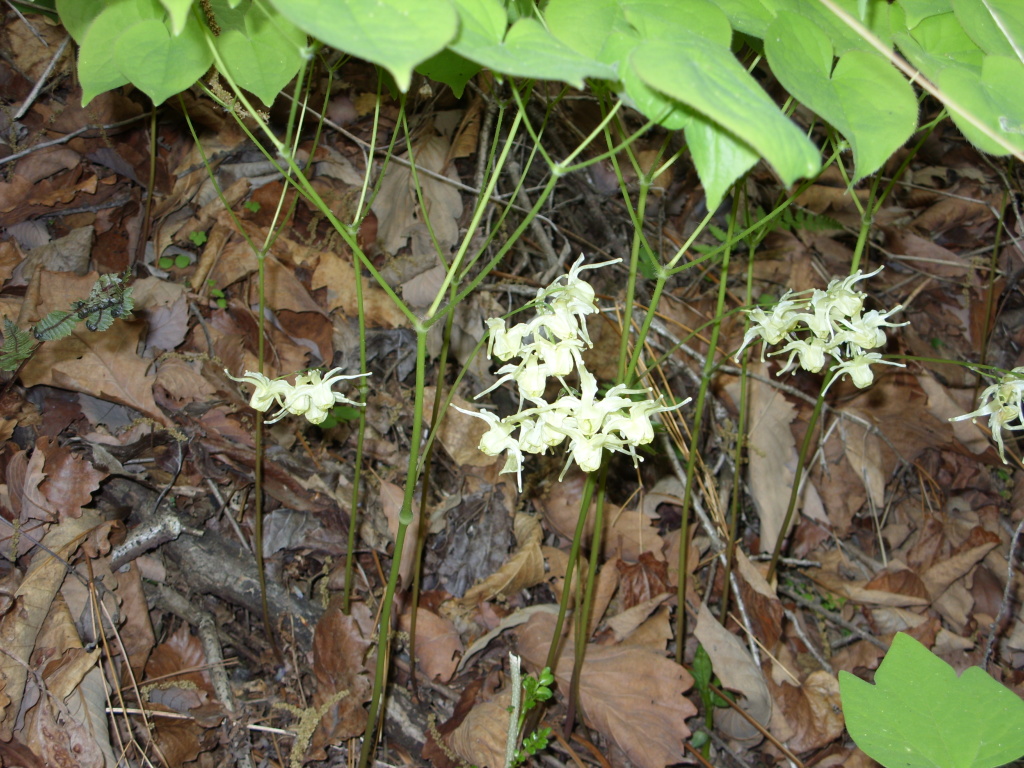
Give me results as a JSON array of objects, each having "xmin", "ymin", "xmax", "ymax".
[{"xmin": 1, "ymin": 8, "xmax": 1023, "ymax": 768}]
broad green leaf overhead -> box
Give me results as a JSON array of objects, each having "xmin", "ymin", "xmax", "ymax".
[
  {"xmin": 211, "ymin": 0, "xmax": 307, "ymax": 104},
  {"xmin": 840, "ymin": 633, "xmax": 1024, "ymax": 768},
  {"xmin": 906, "ymin": 11, "xmax": 985, "ymax": 71},
  {"xmin": 766, "ymin": 12, "xmax": 918, "ymax": 181},
  {"xmin": 54, "ymin": 0, "xmax": 105, "ymax": 42},
  {"xmin": 449, "ymin": 0, "xmax": 616, "ymax": 87},
  {"xmin": 631, "ymin": 36, "xmax": 820, "ymax": 187},
  {"xmin": 937, "ymin": 55, "xmax": 1024, "ymax": 155},
  {"xmin": 708, "ymin": 0, "xmax": 774, "ymax": 37},
  {"xmin": 898, "ymin": 0, "xmax": 952, "ymax": 28},
  {"xmin": 270, "ymin": 0, "xmax": 458, "ymax": 91},
  {"xmin": 951, "ymin": 0, "xmax": 1024, "ymax": 57},
  {"xmin": 77, "ymin": 0, "xmax": 152, "ymax": 105},
  {"xmin": 114, "ymin": 16, "xmax": 212, "ymax": 105},
  {"xmin": 158, "ymin": 0, "xmax": 192, "ymax": 35},
  {"xmin": 416, "ymin": 50, "xmax": 481, "ymax": 98},
  {"xmin": 685, "ymin": 113, "xmax": 759, "ymax": 210}
]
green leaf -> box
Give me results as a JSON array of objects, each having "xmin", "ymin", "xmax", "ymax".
[
  {"xmin": 450, "ymin": 0, "xmax": 616, "ymax": 87},
  {"xmin": 695, "ymin": 0, "xmax": 774, "ymax": 37},
  {"xmin": 839, "ymin": 633, "xmax": 1024, "ymax": 768},
  {"xmin": 0, "ymin": 318, "xmax": 36, "ymax": 371},
  {"xmin": 903, "ymin": 11, "xmax": 985, "ymax": 73},
  {"xmin": 951, "ymin": 0, "xmax": 1024, "ymax": 57},
  {"xmin": 630, "ymin": 36, "xmax": 820, "ymax": 187},
  {"xmin": 33, "ymin": 310, "xmax": 79, "ymax": 342},
  {"xmin": 115, "ymin": 14, "xmax": 213, "ymax": 104},
  {"xmin": 77, "ymin": 0, "xmax": 153, "ymax": 105},
  {"xmin": 937, "ymin": 55, "xmax": 1024, "ymax": 155},
  {"xmin": 765, "ymin": 12, "xmax": 918, "ymax": 181},
  {"xmin": 174, "ymin": 254, "xmax": 191, "ymax": 268},
  {"xmin": 899, "ymin": 0, "xmax": 953, "ymax": 28},
  {"xmin": 55, "ymin": 0, "xmax": 107, "ymax": 42},
  {"xmin": 158, "ymin": 256, "xmax": 174, "ymax": 268},
  {"xmin": 159, "ymin": 0, "xmax": 193, "ymax": 35},
  {"xmin": 685, "ymin": 112, "xmax": 759, "ymax": 210},
  {"xmin": 270, "ymin": 0, "xmax": 458, "ymax": 92},
  {"xmin": 212, "ymin": 0, "xmax": 307, "ymax": 105},
  {"xmin": 416, "ymin": 49, "xmax": 481, "ymax": 97}
]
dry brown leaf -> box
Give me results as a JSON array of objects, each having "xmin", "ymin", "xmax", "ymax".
[
  {"xmin": 400, "ymin": 607, "xmax": 464, "ymax": 683},
  {"xmin": 604, "ymin": 594, "xmax": 671, "ymax": 644},
  {"xmin": 747, "ymin": 364, "xmax": 825, "ymax": 552},
  {"xmin": 373, "ymin": 131, "xmax": 463, "ymax": 261},
  {"xmin": 143, "ymin": 626, "xmax": 218, "ymax": 765},
  {"xmin": 536, "ymin": 472, "xmax": 664, "ymax": 561},
  {"xmin": 311, "ymin": 251, "xmax": 409, "ymax": 328},
  {"xmin": 0, "ymin": 510, "xmax": 106, "ymax": 739},
  {"xmin": 517, "ymin": 610, "xmax": 696, "ymax": 768},
  {"xmin": 424, "ymin": 387, "xmax": 500, "ymax": 468},
  {"xmin": 617, "ymin": 552, "xmax": 670, "ymax": 609},
  {"xmin": 921, "ymin": 527, "xmax": 999, "ymax": 598},
  {"xmin": 309, "ymin": 602, "xmax": 375, "ymax": 757},
  {"xmin": 693, "ymin": 601, "xmax": 772, "ymax": 744},
  {"xmin": 448, "ymin": 688, "xmax": 511, "ymax": 768},
  {"xmin": 20, "ymin": 271, "xmax": 166, "ymax": 424},
  {"xmin": 765, "ymin": 670, "xmax": 844, "ymax": 754},
  {"xmin": 733, "ymin": 550, "xmax": 783, "ymax": 650},
  {"xmin": 460, "ymin": 513, "xmax": 545, "ymax": 605}
]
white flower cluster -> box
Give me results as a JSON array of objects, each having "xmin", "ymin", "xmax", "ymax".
[
  {"xmin": 950, "ymin": 368, "xmax": 1024, "ymax": 463},
  {"xmin": 227, "ymin": 367, "xmax": 368, "ymax": 425},
  {"xmin": 738, "ymin": 267, "xmax": 906, "ymax": 393},
  {"xmin": 456, "ymin": 255, "xmax": 687, "ymax": 491}
]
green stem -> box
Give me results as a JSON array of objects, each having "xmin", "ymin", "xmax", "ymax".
[
  {"xmin": 358, "ymin": 329, "xmax": 429, "ymax": 768},
  {"xmin": 673, "ymin": 200, "xmax": 734, "ymax": 660}
]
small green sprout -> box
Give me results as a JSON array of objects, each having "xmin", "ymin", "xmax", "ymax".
[
  {"xmin": 207, "ymin": 280, "xmax": 228, "ymax": 309},
  {"xmin": 189, "ymin": 230, "xmax": 208, "ymax": 247},
  {"xmin": 243, "ymin": 200, "xmax": 261, "ymax": 213},
  {"xmin": 158, "ymin": 253, "xmax": 192, "ymax": 269}
]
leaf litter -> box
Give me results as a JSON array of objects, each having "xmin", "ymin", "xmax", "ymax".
[{"xmin": 0, "ymin": 9, "xmax": 1022, "ymax": 768}]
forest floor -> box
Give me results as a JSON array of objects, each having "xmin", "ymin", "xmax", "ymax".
[{"xmin": 1, "ymin": 8, "xmax": 1023, "ymax": 768}]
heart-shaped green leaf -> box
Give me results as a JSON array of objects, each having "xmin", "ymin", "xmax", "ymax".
[
  {"xmin": 766, "ymin": 11, "xmax": 918, "ymax": 181},
  {"xmin": 840, "ymin": 633, "xmax": 1024, "ymax": 768},
  {"xmin": 114, "ymin": 16, "xmax": 212, "ymax": 104},
  {"xmin": 450, "ymin": 0, "xmax": 616, "ymax": 87},
  {"xmin": 270, "ymin": 0, "xmax": 458, "ymax": 92},
  {"xmin": 212, "ymin": 0, "xmax": 307, "ymax": 104}
]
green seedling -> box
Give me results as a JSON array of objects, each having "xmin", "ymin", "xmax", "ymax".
[
  {"xmin": 207, "ymin": 281, "xmax": 227, "ymax": 310},
  {"xmin": 840, "ymin": 633, "xmax": 1024, "ymax": 768},
  {"xmin": 511, "ymin": 666, "xmax": 554, "ymax": 768},
  {"xmin": 158, "ymin": 253, "xmax": 192, "ymax": 270},
  {"xmin": 244, "ymin": 200, "xmax": 261, "ymax": 213},
  {"xmin": 189, "ymin": 230, "xmax": 208, "ymax": 247}
]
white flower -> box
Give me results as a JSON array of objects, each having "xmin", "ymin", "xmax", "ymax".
[
  {"xmin": 227, "ymin": 367, "xmax": 367, "ymax": 425},
  {"xmin": 226, "ymin": 370, "xmax": 291, "ymax": 412},
  {"xmin": 455, "ymin": 254, "xmax": 688, "ymax": 484},
  {"xmin": 951, "ymin": 369, "xmax": 1024, "ymax": 462},
  {"xmin": 740, "ymin": 268, "xmax": 904, "ymax": 393},
  {"xmin": 828, "ymin": 352, "xmax": 904, "ymax": 393}
]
